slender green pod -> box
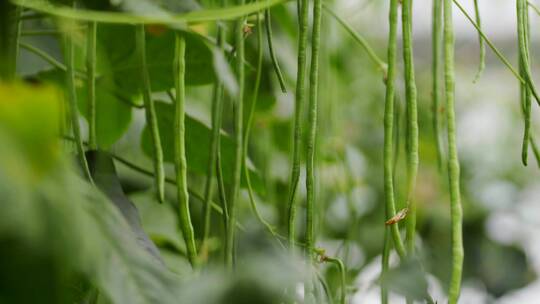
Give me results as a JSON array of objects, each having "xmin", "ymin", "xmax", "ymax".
[
  {"xmin": 244, "ymin": 13, "xmax": 279, "ymax": 238},
  {"xmin": 384, "ymin": 0, "xmax": 407, "ymax": 259},
  {"xmin": 473, "ymin": 0, "xmax": 485, "ymax": 82},
  {"xmin": 201, "ymin": 20, "xmax": 226, "ymax": 255},
  {"xmin": 305, "ymin": 0, "xmax": 323, "ymax": 260},
  {"xmin": 444, "ymin": 0, "xmax": 464, "ymax": 302},
  {"xmin": 432, "ymin": 0, "xmax": 444, "ymax": 170},
  {"xmin": 136, "ymin": 25, "xmax": 165, "ymax": 204},
  {"xmin": 225, "ymin": 3, "xmax": 246, "ymax": 269},
  {"xmin": 264, "ymin": 9, "xmax": 287, "ymax": 92},
  {"xmin": 287, "ymin": 0, "xmax": 310, "ymax": 250},
  {"xmin": 173, "ymin": 33, "xmax": 198, "ymax": 267},
  {"xmin": 402, "ymin": 0, "xmax": 419, "ymax": 256},
  {"xmin": 63, "ymin": 28, "xmax": 93, "ymax": 184},
  {"xmin": 518, "ymin": 0, "xmax": 532, "ymax": 166},
  {"xmin": 86, "ymin": 22, "xmax": 97, "ymax": 150}
]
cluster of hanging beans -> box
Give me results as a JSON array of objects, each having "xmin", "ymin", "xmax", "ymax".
[{"xmin": 5, "ymin": 0, "xmax": 540, "ymax": 302}]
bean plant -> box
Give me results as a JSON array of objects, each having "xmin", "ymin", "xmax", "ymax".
[{"xmin": 1, "ymin": 0, "xmax": 539, "ymax": 303}]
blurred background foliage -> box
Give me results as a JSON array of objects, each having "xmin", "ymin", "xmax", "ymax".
[{"xmin": 2, "ymin": 0, "xmax": 540, "ymax": 303}]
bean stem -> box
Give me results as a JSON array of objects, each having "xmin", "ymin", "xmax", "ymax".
[
  {"xmin": 380, "ymin": 227, "xmax": 391, "ymax": 304},
  {"xmin": 473, "ymin": 0, "xmax": 485, "ymax": 82},
  {"xmin": 402, "ymin": 0, "xmax": 419, "ymax": 256},
  {"xmin": 444, "ymin": 0, "xmax": 464, "ymax": 302},
  {"xmin": 287, "ymin": 0, "xmax": 310, "ymax": 250},
  {"xmin": 264, "ymin": 9, "xmax": 287, "ymax": 93},
  {"xmin": 136, "ymin": 25, "xmax": 165, "ymax": 204},
  {"xmin": 325, "ymin": 257, "xmax": 346, "ymax": 304},
  {"xmin": 384, "ymin": 0, "xmax": 407, "ymax": 259},
  {"xmin": 63, "ymin": 29, "xmax": 93, "ymax": 184},
  {"xmin": 86, "ymin": 22, "xmax": 97, "ymax": 150},
  {"xmin": 323, "ymin": 3, "xmax": 388, "ymax": 76},
  {"xmin": 226, "ymin": 3, "xmax": 246, "ymax": 269}
]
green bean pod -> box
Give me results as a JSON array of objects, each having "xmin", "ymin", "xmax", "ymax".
[
  {"xmin": 384, "ymin": 0, "xmax": 406, "ymax": 259},
  {"xmin": 402, "ymin": 0, "xmax": 419, "ymax": 256},
  {"xmin": 225, "ymin": 3, "xmax": 246, "ymax": 269},
  {"xmin": 305, "ymin": 0, "xmax": 323, "ymax": 259},
  {"xmin": 173, "ymin": 33, "xmax": 198, "ymax": 267},
  {"xmin": 444, "ymin": 0, "xmax": 464, "ymax": 302},
  {"xmin": 432, "ymin": 0, "xmax": 444, "ymax": 170},
  {"xmin": 287, "ymin": 0, "xmax": 310, "ymax": 250},
  {"xmin": 136, "ymin": 25, "xmax": 165, "ymax": 204}
]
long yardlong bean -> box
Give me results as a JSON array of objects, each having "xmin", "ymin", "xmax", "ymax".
[
  {"xmin": 201, "ymin": 21, "xmax": 226, "ymax": 256},
  {"xmin": 287, "ymin": 0, "xmax": 310, "ymax": 250},
  {"xmin": 444, "ymin": 1, "xmax": 464, "ymax": 302},
  {"xmin": 136, "ymin": 25, "xmax": 165, "ymax": 204},
  {"xmin": 432, "ymin": 0, "xmax": 444, "ymax": 169},
  {"xmin": 384, "ymin": 0, "xmax": 407, "ymax": 259},
  {"xmin": 305, "ymin": 0, "xmax": 323, "ymax": 260},
  {"xmin": 173, "ymin": 33, "xmax": 198, "ymax": 268},
  {"xmin": 402, "ymin": 0, "xmax": 419, "ymax": 256},
  {"xmin": 225, "ymin": 2, "xmax": 246, "ymax": 269}
]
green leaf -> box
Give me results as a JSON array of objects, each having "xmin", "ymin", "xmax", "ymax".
[
  {"xmin": 86, "ymin": 150, "xmax": 164, "ymax": 263},
  {"xmin": 0, "ymin": 83, "xmax": 186, "ymax": 304},
  {"xmin": 130, "ymin": 191, "xmax": 187, "ymax": 254},
  {"xmin": 37, "ymin": 67, "xmax": 133, "ymax": 149},
  {"xmin": 140, "ymin": 101, "xmax": 264, "ymax": 192},
  {"xmin": 13, "ymin": 0, "xmax": 289, "ymax": 25},
  {"xmin": 98, "ymin": 25, "xmax": 215, "ymax": 93}
]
